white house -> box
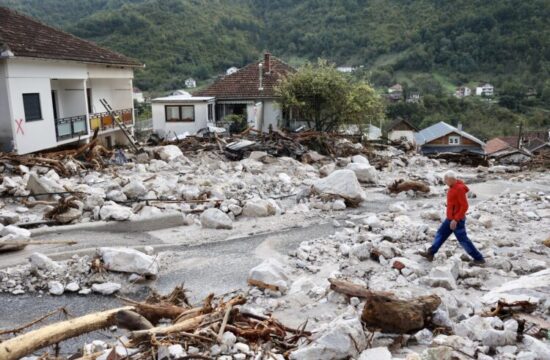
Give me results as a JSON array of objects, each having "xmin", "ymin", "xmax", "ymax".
[
  {"xmin": 151, "ymin": 92, "xmax": 215, "ymax": 137},
  {"xmin": 185, "ymin": 78, "xmax": 197, "ymax": 89},
  {"xmin": 386, "ymin": 118, "xmax": 418, "ymax": 144},
  {"xmin": 193, "ymin": 52, "xmax": 295, "ymax": 132},
  {"xmin": 475, "ymin": 83, "xmax": 494, "ymax": 97},
  {"xmin": 455, "ymin": 86, "xmax": 472, "ymax": 98},
  {"xmin": 336, "ymin": 66, "xmax": 355, "ymax": 73},
  {"xmin": 0, "ymin": 7, "xmax": 143, "ymax": 154}
]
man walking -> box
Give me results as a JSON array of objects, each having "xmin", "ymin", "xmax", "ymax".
[{"xmin": 420, "ymin": 170, "xmax": 485, "ymax": 265}]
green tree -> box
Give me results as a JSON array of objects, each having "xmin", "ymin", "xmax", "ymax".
[{"xmin": 276, "ymin": 60, "xmax": 384, "ymax": 132}]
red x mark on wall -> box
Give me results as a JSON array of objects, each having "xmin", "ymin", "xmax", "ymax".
[{"xmin": 15, "ymin": 119, "xmax": 24, "ymax": 135}]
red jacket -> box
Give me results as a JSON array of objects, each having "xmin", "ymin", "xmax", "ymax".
[{"xmin": 446, "ymin": 180, "xmax": 469, "ymax": 221}]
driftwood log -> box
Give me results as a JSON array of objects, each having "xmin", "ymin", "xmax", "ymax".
[
  {"xmin": 388, "ymin": 179, "xmax": 430, "ymax": 194},
  {"xmin": 328, "ymin": 278, "xmax": 392, "ymax": 298},
  {"xmin": 0, "ymin": 306, "xmax": 133, "ymax": 360},
  {"xmin": 362, "ymin": 292, "xmax": 441, "ymax": 333}
]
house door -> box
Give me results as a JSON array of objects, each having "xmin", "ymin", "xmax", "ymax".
[{"xmin": 51, "ymin": 90, "xmax": 59, "ymax": 120}]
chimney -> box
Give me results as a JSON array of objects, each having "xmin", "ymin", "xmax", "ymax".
[
  {"xmin": 264, "ymin": 52, "xmax": 271, "ymax": 73},
  {"xmin": 258, "ymin": 63, "xmax": 264, "ymax": 91},
  {"xmin": 457, "ymin": 122, "xmax": 463, "ymax": 131}
]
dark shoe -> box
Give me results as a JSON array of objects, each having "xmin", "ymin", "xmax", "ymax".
[
  {"xmin": 470, "ymin": 259, "xmax": 486, "ymax": 267},
  {"xmin": 419, "ymin": 250, "xmax": 434, "ymax": 262}
]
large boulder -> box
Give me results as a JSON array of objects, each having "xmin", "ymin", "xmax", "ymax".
[
  {"xmin": 242, "ymin": 199, "xmax": 279, "ymax": 217},
  {"xmin": 99, "ymin": 202, "xmax": 133, "ymax": 221},
  {"xmin": 156, "ymin": 145, "xmax": 184, "ymax": 162},
  {"xmin": 482, "ymin": 268, "xmax": 550, "ymax": 304},
  {"xmin": 98, "ymin": 247, "xmax": 159, "ymax": 276},
  {"xmin": 346, "ymin": 163, "xmax": 378, "ymax": 183},
  {"xmin": 312, "ymin": 170, "xmax": 366, "ymax": 205},
  {"xmin": 248, "ymin": 259, "xmax": 289, "ymax": 293},
  {"xmin": 26, "ymin": 174, "xmax": 64, "ymax": 195},
  {"xmin": 290, "ymin": 316, "xmax": 367, "ymax": 360},
  {"xmin": 200, "ymin": 208, "xmax": 233, "ymax": 229}
]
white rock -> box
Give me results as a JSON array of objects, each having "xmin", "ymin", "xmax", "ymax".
[
  {"xmin": 242, "ymin": 199, "xmax": 278, "ymax": 217},
  {"xmin": 363, "ymin": 214, "xmax": 382, "ymax": 228},
  {"xmin": 523, "ymin": 335, "xmax": 550, "ymax": 360},
  {"xmin": 432, "ymin": 335, "xmax": 477, "ymax": 357},
  {"xmin": 65, "ymin": 282, "xmax": 80, "ymax": 292},
  {"xmin": 156, "ymin": 145, "xmax": 184, "ymax": 162},
  {"xmin": 221, "ymin": 331, "xmax": 237, "ymax": 347},
  {"xmin": 346, "ymin": 162, "xmax": 378, "ymax": 183},
  {"xmin": 414, "ymin": 328, "xmax": 433, "ymax": 345},
  {"xmin": 29, "ymin": 252, "xmax": 64, "ymax": 273},
  {"xmin": 99, "ymin": 202, "xmax": 133, "ymax": 221},
  {"xmin": 313, "ymin": 170, "xmax": 366, "ymax": 204},
  {"xmin": 200, "ymin": 208, "xmax": 233, "ymax": 229},
  {"xmin": 248, "ymin": 259, "xmax": 289, "ymax": 293},
  {"xmin": 426, "ymin": 266, "xmax": 457, "ymax": 290},
  {"xmin": 122, "ymin": 180, "xmax": 147, "ymax": 199},
  {"xmin": 350, "ymin": 243, "xmax": 372, "ymax": 261},
  {"xmin": 234, "ymin": 342, "xmax": 250, "ymax": 353},
  {"xmin": 332, "ymin": 199, "xmax": 347, "ymax": 211},
  {"xmin": 351, "ymin": 155, "xmax": 370, "ymax": 165},
  {"xmin": 92, "ymin": 282, "xmax": 121, "ymax": 295},
  {"xmin": 48, "ymin": 281, "xmax": 64, "ymax": 295},
  {"xmin": 290, "ymin": 316, "xmax": 367, "ymax": 360},
  {"xmin": 319, "ymin": 163, "xmax": 336, "ymax": 177},
  {"xmin": 482, "ymin": 268, "xmax": 550, "ymax": 304},
  {"xmin": 1, "ymin": 225, "xmax": 31, "ymax": 239},
  {"xmin": 358, "ymin": 347, "xmax": 392, "ymax": 360},
  {"xmin": 420, "ymin": 346, "xmax": 453, "ymax": 360},
  {"xmin": 98, "ymin": 247, "xmax": 159, "ymax": 276},
  {"xmin": 516, "ymin": 351, "xmax": 537, "ymax": 360}
]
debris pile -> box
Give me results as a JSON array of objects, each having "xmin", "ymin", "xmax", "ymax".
[{"xmin": 0, "ymin": 287, "xmax": 310, "ymax": 360}]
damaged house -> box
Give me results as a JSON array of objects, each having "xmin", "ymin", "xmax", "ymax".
[
  {"xmin": 194, "ymin": 52, "xmax": 295, "ymax": 132},
  {"xmin": 0, "ymin": 7, "xmax": 143, "ymax": 154},
  {"xmin": 414, "ymin": 121, "xmax": 485, "ymax": 156}
]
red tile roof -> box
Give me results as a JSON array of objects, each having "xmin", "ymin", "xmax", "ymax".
[
  {"xmin": 485, "ymin": 137, "xmax": 512, "ymax": 155},
  {"xmin": 194, "ymin": 54, "xmax": 295, "ymax": 99},
  {"xmin": 0, "ymin": 7, "xmax": 142, "ymax": 67}
]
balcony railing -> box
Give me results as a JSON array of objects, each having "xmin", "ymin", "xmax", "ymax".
[
  {"xmin": 55, "ymin": 115, "xmax": 88, "ymax": 141},
  {"xmin": 89, "ymin": 108, "xmax": 133, "ymax": 131}
]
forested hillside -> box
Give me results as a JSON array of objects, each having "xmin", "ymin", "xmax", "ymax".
[{"xmin": 2, "ymin": 0, "xmax": 548, "ymax": 92}]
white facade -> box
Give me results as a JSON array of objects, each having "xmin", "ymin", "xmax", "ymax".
[
  {"xmin": 389, "ymin": 130, "xmax": 415, "ymax": 144},
  {"xmin": 152, "ymin": 94, "xmax": 215, "ymax": 137},
  {"xmin": 0, "ymin": 57, "xmax": 136, "ymax": 154},
  {"xmin": 185, "ymin": 78, "xmax": 197, "ymax": 88},
  {"xmin": 476, "ymin": 84, "xmax": 494, "ymax": 96}
]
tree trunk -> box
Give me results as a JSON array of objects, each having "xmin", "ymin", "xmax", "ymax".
[
  {"xmin": 0, "ymin": 306, "xmax": 133, "ymax": 360},
  {"xmin": 361, "ymin": 292, "xmax": 441, "ymax": 333}
]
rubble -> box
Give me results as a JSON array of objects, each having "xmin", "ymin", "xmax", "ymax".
[{"xmin": 0, "ymin": 130, "xmax": 549, "ymax": 360}]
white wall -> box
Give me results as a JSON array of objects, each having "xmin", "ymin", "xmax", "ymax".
[
  {"xmin": 87, "ymin": 78, "xmax": 133, "ymax": 114},
  {"xmin": 0, "ymin": 61, "xmax": 14, "ymax": 151},
  {"xmin": 259, "ymin": 100, "xmax": 282, "ymax": 132},
  {"xmin": 2, "ymin": 58, "xmax": 135, "ymax": 154},
  {"xmin": 7, "ymin": 76, "xmax": 58, "ymax": 154},
  {"xmin": 389, "ymin": 130, "xmax": 415, "ymax": 144},
  {"xmin": 152, "ymin": 101, "xmax": 212, "ymax": 136}
]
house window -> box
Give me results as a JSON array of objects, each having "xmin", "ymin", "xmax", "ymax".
[
  {"xmin": 165, "ymin": 105, "xmax": 195, "ymax": 122},
  {"xmin": 23, "ymin": 93, "xmax": 42, "ymax": 121},
  {"xmin": 449, "ymin": 136, "xmax": 460, "ymax": 145},
  {"xmin": 208, "ymin": 103, "xmax": 213, "ymax": 121}
]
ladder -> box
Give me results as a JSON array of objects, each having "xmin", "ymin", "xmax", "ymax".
[{"xmin": 99, "ymin": 98, "xmax": 143, "ymax": 153}]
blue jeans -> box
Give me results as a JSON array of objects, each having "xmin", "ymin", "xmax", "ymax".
[{"xmin": 429, "ymin": 219, "xmax": 484, "ymax": 261}]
